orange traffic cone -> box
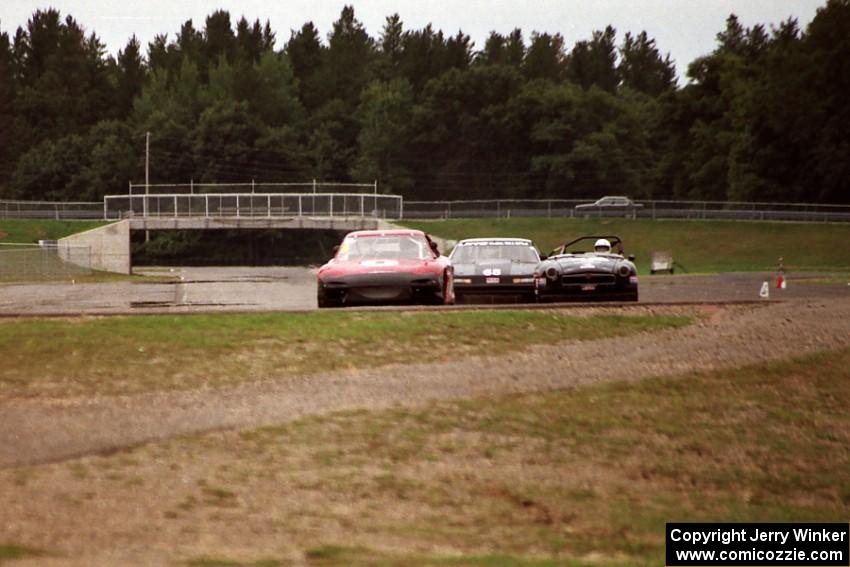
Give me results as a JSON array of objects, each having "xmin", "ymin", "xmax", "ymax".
[{"xmin": 776, "ymin": 274, "xmax": 784, "ymax": 289}]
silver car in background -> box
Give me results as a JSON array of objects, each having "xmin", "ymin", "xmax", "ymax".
[{"xmin": 575, "ymin": 196, "xmax": 643, "ymax": 218}]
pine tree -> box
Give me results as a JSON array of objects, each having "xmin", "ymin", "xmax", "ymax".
[
  {"xmin": 618, "ymin": 31, "xmax": 676, "ymax": 96},
  {"xmin": 0, "ymin": 25, "xmax": 16, "ymax": 190},
  {"xmin": 285, "ymin": 22, "xmax": 324, "ymax": 109},
  {"xmin": 114, "ymin": 35, "xmax": 146, "ymax": 119}
]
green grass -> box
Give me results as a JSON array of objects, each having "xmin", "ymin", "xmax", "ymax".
[
  {"xmin": 401, "ymin": 218, "xmax": 850, "ymax": 274},
  {"xmin": 226, "ymin": 348, "xmax": 849, "ymax": 565},
  {"xmin": 0, "ymin": 219, "xmax": 108, "ymax": 244},
  {"xmin": 5, "ymin": 341, "xmax": 847, "ymax": 566},
  {"xmin": 5, "ymin": 218, "xmax": 848, "ymax": 275},
  {"xmin": 186, "ymin": 559, "xmax": 281, "ymax": 567},
  {"xmin": 304, "ymin": 546, "xmax": 598, "ymax": 566},
  {"xmin": 0, "ymin": 310, "xmax": 690, "ymax": 399},
  {"xmin": 0, "ymin": 543, "xmax": 48, "ymax": 562},
  {"xmin": 0, "ymin": 220, "xmax": 138, "ymax": 283}
]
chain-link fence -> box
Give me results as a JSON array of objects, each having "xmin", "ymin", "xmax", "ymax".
[
  {"xmin": 403, "ymin": 200, "xmax": 583, "ymax": 219},
  {"xmin": 0, "ymin": 200, "xmax": 103, "ymax": 219},
  {"xmin": 5, "ymin": 194, "xmax": 850, "ymax": 223},
  {"xmin": 0, "ymin": 242, "xmax": 92, "ymax": 280},
  {"xmin": 402, "ymin": 199, "xmax": 850, "ymax": 222}
]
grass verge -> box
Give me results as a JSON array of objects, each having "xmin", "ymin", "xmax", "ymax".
[
  {"xmin": 0, "ymin": 220, "xmax": 151, "ymax": 284},
  {"xmin": 401, "ymin": 217, "xmax": 850, "ymax": 274},
  {"xmin": 0, "ymin": 543, "xmax": 49, "ymax": 561},
  {"xmin": 0, "ymin": 310, "xmax": 690, "ymax": 399},
  {"xmin": 0, "ymin": 219, "xmax": 108, "ymax": 244},
  {"xmin": 228, "ymin": 348, "xmax": 850, "ymax": 565},
  {"xmin": 186, "ymin": 559, "xmax": 281, "ymax": 567},
  {"xmin": 4, "ymin": 348, "xmax": 847, "ymax": 565}
]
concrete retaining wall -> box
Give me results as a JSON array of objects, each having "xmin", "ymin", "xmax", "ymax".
[{"xmin": 59, "ymin": 220, "xmax": 131, "ymax": 274}]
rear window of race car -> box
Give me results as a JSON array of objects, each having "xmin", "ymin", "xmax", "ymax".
[
  {"xmin": 338, "ymin": 235, "xmax": 430, "ymax": 261},
  {"xmin": 450, "ymin": 242, "xmax": 539, "ymax": 264}
]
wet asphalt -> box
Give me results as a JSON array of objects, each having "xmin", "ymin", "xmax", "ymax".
[{"xmin": 0, "ymin": 266, "xmax": 847, "ymax": 316}]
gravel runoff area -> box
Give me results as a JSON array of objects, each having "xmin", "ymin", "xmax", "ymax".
[
  {"xmin": 1, "ymin": 298, "xmax": 849, "ymax": 469},
  {"xmin": 0, "ymin": 266, "xmax": 848, "ymax": 315}
]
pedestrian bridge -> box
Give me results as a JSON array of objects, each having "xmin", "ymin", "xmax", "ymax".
[
  {"xmin": 105, "ymin": 192, "xmax": 402, "ymax": 224},
  {"xmin": 59, "ymin": 192, "xmax": 404, "ymax": 274}
]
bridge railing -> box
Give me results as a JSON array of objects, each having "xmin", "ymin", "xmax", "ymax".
[
  {"xmin": 103, "ymin": 193, "xmax": 404, "ymax": 221},
  {"xmin": 127, "ymin": 181, "xmax": 378, "ymax": 195}
]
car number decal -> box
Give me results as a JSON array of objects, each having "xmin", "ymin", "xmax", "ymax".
[{"xmin": 361, "ymin": 260, "xmax": 399, "ymax": 267}]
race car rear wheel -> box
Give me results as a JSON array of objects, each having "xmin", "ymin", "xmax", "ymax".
[
  {"xmin": 429, "ymin": 271, "xmax": 454, "ymax": 305},
  {"xmin": 443, "ymin": 270, "xmax": 455, "ymax": 305}
]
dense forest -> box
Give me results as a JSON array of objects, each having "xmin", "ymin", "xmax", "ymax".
[{"xmin": 0, "ymin": 2, "xmax": 848, "ymax": 203}]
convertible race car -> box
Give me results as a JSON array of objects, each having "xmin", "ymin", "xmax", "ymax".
[
  {"xmin": 449, "ymin": 238, "xmax": 541, "ymax": 303},
  {"xmin": 534, "ymin": 235, "xmax": 638, "ymax": 302},
  {"xmin": 317, "ymin": 229, "xmax": 454, "ymax": 307}
]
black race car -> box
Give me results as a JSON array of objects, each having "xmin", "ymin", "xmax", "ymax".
[
  {"xmin": 534, "ymin": 235, "xmax": 638, "ymax": 302},
  {"xmin": 449, "ymin": 238, "xmax": 541, "ymax": 303}
]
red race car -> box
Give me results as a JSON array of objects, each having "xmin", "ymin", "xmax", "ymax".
[{"xmin": 317, "ymin": 229, "xmax": 455, "ymax": 308}]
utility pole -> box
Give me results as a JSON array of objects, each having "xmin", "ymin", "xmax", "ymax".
[
  {"xmin": 144, "ymin": 131, "xmax": 150, "ymax": 213},
  {"xmin": 145, "ymin": 132, "xmax": 150, "ymax": 242}
]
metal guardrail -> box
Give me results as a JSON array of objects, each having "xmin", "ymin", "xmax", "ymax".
[
  {"xmin": 402, "ymin": 199, "xmax": 850, "ymax": 222},
  {"xmin": 103, "ymin": 193, "xmax": 404, "ymax": 221}
]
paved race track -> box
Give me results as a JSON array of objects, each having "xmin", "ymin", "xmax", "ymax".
[{"xmin": 0, "ymin": 266, "xmax": 848, "ymax": 315}]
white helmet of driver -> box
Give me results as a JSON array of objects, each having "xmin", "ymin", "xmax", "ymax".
[{"xmin": 594, "ymin": 238, "xmax": 611, "ymax": 253}]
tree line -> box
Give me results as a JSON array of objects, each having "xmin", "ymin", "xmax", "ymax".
[{"xmin": 0, "ymin": 2, "xmax": 847, "ymax": 203}]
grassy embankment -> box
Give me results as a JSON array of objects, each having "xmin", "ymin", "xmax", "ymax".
[
  {"xmin": 4, "ymin": 347, "xmax": 847, "ymax": 566},
  {"xmin": 0, "ymin": 219, "xmax": 146, "ymax": 283},
  {"xmin": 402, "ymin": 218, "xmax": 850, "ymax": 274},
  {"xmin": 4, "ymin": 218, "xmax": 850, "ymax": 275},
  {"xmin": 0, "ymin": 219, "xmax": 107, "ymax": 243},
  {"xmin": 0, "ymin": 310, "xmax": 689, "ymax": 399}
]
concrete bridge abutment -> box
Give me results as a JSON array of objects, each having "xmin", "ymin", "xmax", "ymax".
[{"xmin": 58, "ymin": 216, "xmax": 389, "ymax": 274}]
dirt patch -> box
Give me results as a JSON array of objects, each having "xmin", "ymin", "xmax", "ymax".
[{"xmin": 0, "ymin": 230, "xmax": 8, "ymax": 240}]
